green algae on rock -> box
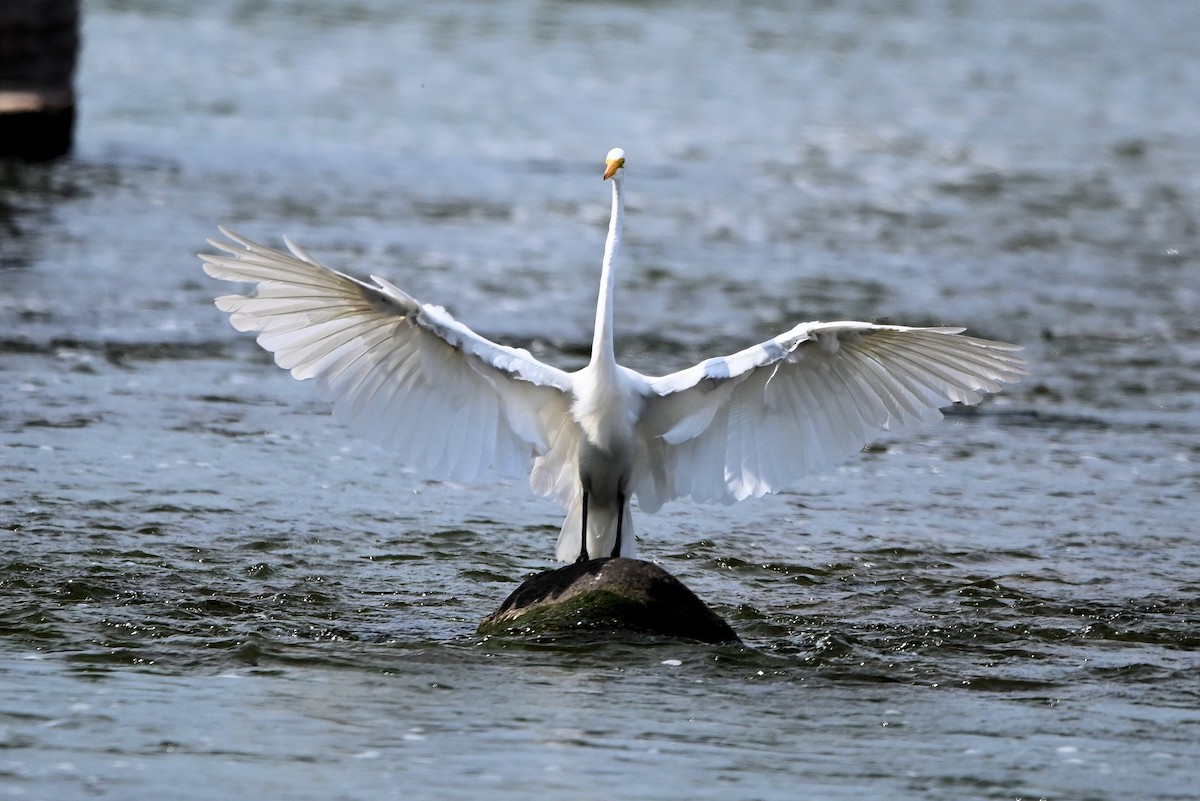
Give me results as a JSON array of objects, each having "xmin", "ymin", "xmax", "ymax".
[{"xmin": 478, "ymin": 557, "xmax": 739, "ymax": 644}]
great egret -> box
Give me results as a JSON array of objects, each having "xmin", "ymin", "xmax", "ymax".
[{"xmin": 201, "ymin": 147, "xmax": 1025, "ymax": 562}]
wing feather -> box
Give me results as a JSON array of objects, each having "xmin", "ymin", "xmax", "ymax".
[
  {"xmin": 825, "ymin": 356, "xmax": 876, "ymax": 438},
  {"xmin": 201, "ymin": 229, "xmax": 575, "ymax": 487},
  {"xmin": 633, "ymin": 322, "xmax": 1025, "ymax": 509}
]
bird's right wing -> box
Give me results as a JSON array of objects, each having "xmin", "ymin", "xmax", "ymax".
[
  {"xmin": 200, "ymin": 228, "xmax": 575, "ymax": 485},
  {"xmin": 631, "ymin": 321, "xmax": 1026, "ymax": 512}
]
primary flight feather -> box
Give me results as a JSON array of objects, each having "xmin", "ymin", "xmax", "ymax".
[{"xmin": 201, "ymin": 147, "xmax": 1026, "ymax": 562}]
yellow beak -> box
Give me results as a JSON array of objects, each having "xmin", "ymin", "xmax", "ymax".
[{"xmin": 603, "ymin": 156, "xmax": 625, "ymax": 181}]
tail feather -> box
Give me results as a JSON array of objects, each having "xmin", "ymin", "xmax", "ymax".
[{"xmin": 554, "ymin": 495, "xmax": 636, "ymax": 561}]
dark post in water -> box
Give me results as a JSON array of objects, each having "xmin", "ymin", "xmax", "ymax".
[{"xmin": 0, "ymin": 0, "xmax": 79, "ymax": 161}]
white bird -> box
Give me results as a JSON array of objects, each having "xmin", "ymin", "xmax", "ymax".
[{"xmin": 201, "ymin": 147, "xmax": 1026, "ymax": 563}]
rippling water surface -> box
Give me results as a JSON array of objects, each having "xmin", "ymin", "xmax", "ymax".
[{"xmin": 2, "ymin": 1, "xmax": 1198, "ymax": 799}]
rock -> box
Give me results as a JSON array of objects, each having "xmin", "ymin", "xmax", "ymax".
[{"xmin": 478, "ymin": 557, "xmax": 740, "ymax": 644}]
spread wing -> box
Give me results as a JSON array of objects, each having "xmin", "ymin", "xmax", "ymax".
[
  {"xmin": 632, "ymin": 321, "xmax": 1026, "ymax": 512},
  {"xmin": 200, "ymin": 228, "xmax": 575, "ymax": 485}
]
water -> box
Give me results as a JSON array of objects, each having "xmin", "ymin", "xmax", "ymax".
[{"xmin": 2, "ymin": 1, "xmax": 1198, "ymax": 798}]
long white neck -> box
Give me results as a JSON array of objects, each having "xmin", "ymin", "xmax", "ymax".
[{"xmin": 590, "ymin": 172, "xmax": 624, "ymax": 370}]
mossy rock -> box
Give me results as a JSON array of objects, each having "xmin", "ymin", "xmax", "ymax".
[{"xmin": 478, "ymin": 557, "xmax": 739, "ymax": 644}]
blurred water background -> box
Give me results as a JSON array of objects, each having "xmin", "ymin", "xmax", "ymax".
[{"xmin": 2, "ymin": 1, "xmax": 1198, "ymax": 799}]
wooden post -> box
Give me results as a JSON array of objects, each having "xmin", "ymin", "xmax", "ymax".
[{"xmin": 0, "ymin": 0, "xmax": 79, "ymax": 161}]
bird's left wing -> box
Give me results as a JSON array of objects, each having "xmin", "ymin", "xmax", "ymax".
[
  {"xmin": 200, "ymin": 228, "xmax": 574, "ymax": 485},
  {"xmin": 631, "ymin": 321, "xmax": 1026, "ymax": 512}
]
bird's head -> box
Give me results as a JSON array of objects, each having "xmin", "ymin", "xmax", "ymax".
[{"xmin": 603, "ymin": 148, "xmax": 626, "ymax": 181}]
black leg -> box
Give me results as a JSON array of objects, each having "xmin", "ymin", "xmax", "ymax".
[
  {"xmin": 575, "ymin": 490, "xmax": 589, "ymax": 563},
  {"xmin": 610, "ymin": 490, "xmax": 625, "ymax": 558}
]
